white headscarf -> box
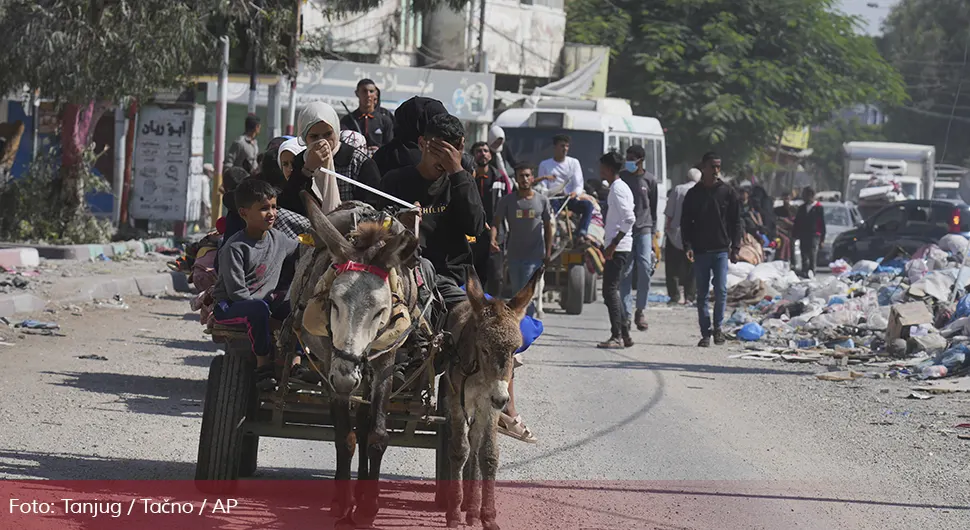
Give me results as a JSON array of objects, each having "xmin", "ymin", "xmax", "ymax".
[
  {"xmin": 297, "ymin": 102, "xmax": 342, "ymax": 213},
  {"xmin": 276, "ymin": 138, "xmax": 306, "ymax": 171},
  {"xmin": 488, "ymin": 125, "xmax": 505, "ymax": 152}
]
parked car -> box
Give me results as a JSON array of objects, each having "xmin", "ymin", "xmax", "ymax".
[
  {"xmin": 818, "ymin": 202, "xmax": 864, "ymax": 264},
  {"xmin": 831, "ymin": 200, "xmax": 970, "ymax": 263}
]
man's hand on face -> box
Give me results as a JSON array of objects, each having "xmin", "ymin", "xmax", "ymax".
[{"xmin": 427, "ymin": 139, "xmax": 464, "ymax": 175}]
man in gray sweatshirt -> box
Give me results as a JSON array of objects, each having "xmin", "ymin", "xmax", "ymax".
[{"xmin": 619, "ymin": 145, "xmax": 658, "ymax": 332}]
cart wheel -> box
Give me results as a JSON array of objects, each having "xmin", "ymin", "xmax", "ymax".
[
  {"xmin": 563, "ymin": 264, "xmax": 585, "ymax": 315},
  {"xmin": 195, "ymin": 347, "xmax": 253, "ymax": 491},
  {"xmin": 434, "ymin": 375, "xmax": 451, "ymax": 510},
  {"xmin": 584, "ymin": 269, "xmax": 597, "ymax": 304}
]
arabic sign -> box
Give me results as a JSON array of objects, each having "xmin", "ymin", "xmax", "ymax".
[
  {"xmin": 130, "ymin": 104, "xmax": 205, "ymax": 222},
  {"xmin": 208, "ymin": 60, "xmax": 495, "ymax": 123}
]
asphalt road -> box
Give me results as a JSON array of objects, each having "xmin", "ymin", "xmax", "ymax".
[{"xmin": 0, "ymin": 286, "xmax": 967, "ymax": 529}]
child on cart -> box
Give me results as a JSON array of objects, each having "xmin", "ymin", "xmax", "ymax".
[{"xmin": 211, "ymin": 179, "xmax": 314, "ymax": 390}]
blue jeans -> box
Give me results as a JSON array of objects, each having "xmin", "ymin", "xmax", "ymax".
[
  {"xmin": 213, "ymin": 295, "xmax": 291, "ymax": 357},
  {"xmin": 694, "ymin": 251, "xmax": 729, "ymax": 337},
  {"xmin": 552, "ymin": 198, "xmax": 594, "ymax": 236},
  {"xmin": 507, "ymin": 259, "xmax": 543, "ymax": 316},
  {"xmin": 620, "ymin": 231, "xmax": 655, "ymax": 319}
]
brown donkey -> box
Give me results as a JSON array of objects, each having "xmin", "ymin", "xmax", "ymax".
[{"xmin": 443, "ymin": 266, "xmax": 543, "ymax": 529}]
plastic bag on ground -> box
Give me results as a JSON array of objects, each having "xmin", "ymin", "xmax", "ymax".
[
  {"xmin": 762, "ymin": 318, "xmax": 793, "ymax": 335},
  {"xmin": 905, "ymin": 259, "xmax": 929, "ymax": 283},
  {"xmin": 926, "ymin": 247, "xmax": 950, "ymax": 270},
  {"xmin": 729, "ymin": 262, "xmax": 756, "ymax": 278},
  {"xmin": 942, "ymin": 316, "xmax": 970, "ymax": 338},
  {"xmin": 829, "ymin": 259, "xmax": 850, "ymax": 275},
  {"xmin": 850, "ymin": 260, "xmax": 879, "ymax": 276},
  {"xmin": 803, "ymin": 310, "xmax": 863, "ymax": 330},
  {"xmin": 909, "ymin": 270, "xmax": 957, "ymax": 301},
  {"xmin": 737, "ymin": 322, "xmax": 765, "ymax": 341},
  {"xmin": 939, "ymin": 234, "xmax": 969, "ymax": 256},
  {"xmin": 811, "ymin": 278, "xmax": 849, "ymax": 300},
  {"xmin": 746, "ymin": 262, "xmax": 787, "ymax": 284},
  {"xmin": 878, "ymin": 285, "xmax": 907, "ymax": 306},
  {"xmin": 863, "ymin": 306, "xmax": 891, "ymax": 331},
  {"xmin": 785, "ymin": 283, "xmax": 810, "ymax": 301}
]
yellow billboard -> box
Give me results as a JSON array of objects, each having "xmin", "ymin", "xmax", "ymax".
[{"xmin": 780, "ymin": 126, "xmax": 810, "ymax": 150}]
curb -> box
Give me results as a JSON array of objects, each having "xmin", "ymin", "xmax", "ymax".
[
  {"xmin": 0, "ymin": 271, "xmax": 191, "ymax": 320},
  {"xmin": 0, "ymin": 237, "xmax": 176, "ymax": 261}
]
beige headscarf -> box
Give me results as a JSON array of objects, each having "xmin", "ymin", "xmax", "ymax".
[{"xmin": 297, "ymin": 102, "xmax": 342, "ymax": 214}]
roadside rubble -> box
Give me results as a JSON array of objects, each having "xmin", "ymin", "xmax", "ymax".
[{"xmin": 722, "ymin": 233, "xmax": 970, "ymax": 388}]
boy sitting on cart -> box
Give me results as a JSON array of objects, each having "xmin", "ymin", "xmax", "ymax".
[{"xmin": 211, "ymin": 179, "xmax": 314, "ymax": 390}]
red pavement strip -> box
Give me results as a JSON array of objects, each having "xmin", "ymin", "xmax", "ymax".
[{"xmin": 1, "ymin": 480, "xmax": 963, "ymax": 529}]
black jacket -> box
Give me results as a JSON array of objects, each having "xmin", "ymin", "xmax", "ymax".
[
  {"xmin": 680, "ymin": 180, "xmax": 743, "ymax": 254},
  {"xmin": 793, "ymin": 202, "xmax": 826, "ymax": 242},
  {"xmin": 620, "ymin": 170, "xmax": 658, "ymax": 234},
  {"xmin": 380, "ymin": 166, "xmax": 486, "ymax": 285},
  {"xmin": 340, "ymin": 107, "xmax": 395, "ymax": 148}
]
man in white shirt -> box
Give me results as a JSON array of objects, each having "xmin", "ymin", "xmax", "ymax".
[
  {"xmin": 663, "ymin": 167, "xmax": 701, "ymax": 304},
  {"xmin": 597, "ymin": 151, "xmax": 636, "ymax": 349},
  {"xmin": 536, "ymin": 134, "xmax": 594, "ymax": 241}
]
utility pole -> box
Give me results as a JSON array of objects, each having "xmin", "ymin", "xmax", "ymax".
[
  {"xmin": 247, "ymin": 1, "xmax": 261, "ymax": 114},
  {"xmin": 286, "ymin": 0, "xmax": 301, "ymax": 135},
  {"xmin": 476, "ymin": 0, "xmax": 486, "ymax": 72},
  {"xmin": 212, "ymin": 36, "xmax": 230, "ymax": 228}
]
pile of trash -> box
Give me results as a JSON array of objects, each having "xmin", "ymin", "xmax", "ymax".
[{"xmin": 722, "ymin": 234, "xmax": 970, "ymax": 382}]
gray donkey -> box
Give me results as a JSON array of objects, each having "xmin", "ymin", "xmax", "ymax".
[
  {"xmin": 443, "ymin": 266, "xmax": 543, "ymax": 529},
  {"xmin": 287, "ymin": 192, "xmax": 419, "ymax": 527}
]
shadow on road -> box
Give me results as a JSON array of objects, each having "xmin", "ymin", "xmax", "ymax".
[
  {"xmin": 529, "ymin": 359, "xmax": 812, "ymax": 377},
  {"xmin": 150, "ymin": 311, "xmax": 200, "ymax": 321},
  {"xmin": 135, "ymin": 336, "xmax": 220, "ymax": 353},
  {"xmin": 43, "ymin": 371, "xmax": 206, "ymax": 417},
  {"xmin": 182, "ymin": 354, "xmax": 217, "ymax": 368}
]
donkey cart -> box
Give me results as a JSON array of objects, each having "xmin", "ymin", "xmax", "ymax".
[
  {"xmin": 539, "ymin": 196, "xmax": 601, "ymax": 316},
  {"xmin": 194, "ymin": 323, "xmax": 452, "ymax": 505}
]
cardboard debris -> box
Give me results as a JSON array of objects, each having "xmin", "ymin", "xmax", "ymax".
[
  {"xmin": 816, "ymin": 370, "xmax": 866, "ymax": 381},
  {"xmin": 911, "ymin": 376, "xmax": 970, "ymax": 394},
  {"xmin": 887, "ymin": 302, "xmax": 934, "ymax": 343}
]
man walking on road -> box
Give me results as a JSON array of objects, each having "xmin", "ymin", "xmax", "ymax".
[
  {"xmin": 618, "ymin": 145, "xmax": 658, "ymax": 332},
  {"xmin": 664, "ymin": 168, "xmax": 700, "ymax": 305},
  {"xmin": 597, "ymin": 152, "xmax": 637, "ymax": 349},
  {"xmin": 680, "ymin": 153, "xmax": 743, "ymax": 347},
  {"xmin": 226, "ymin": 115, "xmax": 260, "ymax": 174},
  {"xmin": 793, "ymin": 186, "xmax": 826, "ymax": 278},
  {"xmin": 471, "ymin": 141, "xmax": 512, "ymax": 295},
  {"xmin": 491, "ymin": 163, "xmax": 553, "ymax": 317}
]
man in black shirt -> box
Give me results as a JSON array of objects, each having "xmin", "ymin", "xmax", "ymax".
[
  {"xmin": 380, "ymin": 113, "xmax": 486, "ymax": 308},
  {"xmin": 680, "ymin": 152, "xmax": 743, "ymax": 347},
  {"xmin": 339, "ymin": 78, "xmax": 395, "ymax": 154},
  {"xmin": 470, "ymin": 141, "xmax": 511, "ymax": 295}
]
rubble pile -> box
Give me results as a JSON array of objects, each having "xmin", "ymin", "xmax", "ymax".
[{"xmin": 722, "ymin": 234, "xmax": 970, "ymax": 383}]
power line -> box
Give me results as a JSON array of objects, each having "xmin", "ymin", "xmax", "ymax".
[{"xmin": 940, "ymin": 23, "xmax": 970, "ymax": 162}]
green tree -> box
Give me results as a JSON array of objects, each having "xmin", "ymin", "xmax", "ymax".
[
  {"xmin": 565, "ymin": 0, "xmax": 906, "ymax": 170},
  {"xmin": 807, "ymin": 116, "xmax": 886, "ymax": 192},
  {"xmin": 0, "ymin": 0, "xmax": 294, "ymax": 237},
  {"xmin": 879, "ymin": 0, "xmax": 970, "ymax": 166}
]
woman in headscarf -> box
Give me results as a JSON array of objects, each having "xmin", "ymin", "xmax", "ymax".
[
  {"xmin": 276, "ymin": 137, "xmax": 305, "ymax": 181},
  {"xmin": 372, "ymin": 96, "xmax": 475, "ymax": 176},
  {"xmin": 278, "ymin": 102, "xmax": 382, "ymax": 215},
  {"xmin": 254, "ymin": 135, "xmax": 293, "ymax": 190},
  {"xmin": 487, "ymin": 124, "xmax": 517, "ymax": 181}
]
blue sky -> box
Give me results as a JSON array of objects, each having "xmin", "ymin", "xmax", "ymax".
[{"xmin": 838, "ymin": 0, "xmax": 899, "ymax": 35}]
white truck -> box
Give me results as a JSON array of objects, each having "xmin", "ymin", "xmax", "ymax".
[
  {"xmin": 932, "ymin": 164, "xmax": 970, "ymax": 201},
  {"xmin": 842, "ymin": 142, "xmax": 936, "ymax": 204}
]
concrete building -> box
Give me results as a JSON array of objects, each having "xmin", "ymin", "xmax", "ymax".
[
  {"xmin": 302, "ymin": 0, "xmax": 425, "ymax": 67},
  {"xmin": 422, "ymin": 0, "xmax": 567, "ymax": 92}
]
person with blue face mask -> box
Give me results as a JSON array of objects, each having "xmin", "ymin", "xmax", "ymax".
[{"xmin": 618, "ymin": 145, "xmax": 658, "ymax": 332}]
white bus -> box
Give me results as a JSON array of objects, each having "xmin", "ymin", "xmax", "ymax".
[{"xmin": 493, "ymin": 99, "xmax": 668, "ymax": 237}]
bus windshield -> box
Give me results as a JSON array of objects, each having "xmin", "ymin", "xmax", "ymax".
[{"xmin": 502, "ymin": 129, "xmax": 605, "ymax": 186}]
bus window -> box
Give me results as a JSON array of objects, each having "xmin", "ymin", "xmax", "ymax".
[
  {"xmin": 632, "ymin": 137, "xmax": 643, "ymax": 146},
  {"xmin": 608, "ymin": 135, "xmax": 618, "ymax": 151},
  {"xmin": 655, "ymin": 140, "xmax": 665, "ymax": 183},
  {"xmin": 643, "ymin": 139, "xmax": 658, "ymax": 177},
  {"xmin": 619, "ymin": 136, "xmax": 631, "ymax": 155}
]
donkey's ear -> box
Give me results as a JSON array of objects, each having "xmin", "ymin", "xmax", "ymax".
[
  {"xmin": 465, "ymin": 269, "xmax": 487, "ymax": 314},
  {"xmin": 302, "ymin": 191, "xmax": 352, "ymax": 260},
  {"xmin": 508, "ymin": 264, "xmax": 544, "ymax": 320},
  {"xmin": 372, "ymin": 231, "xmax": 419, "ymax": 271}
]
